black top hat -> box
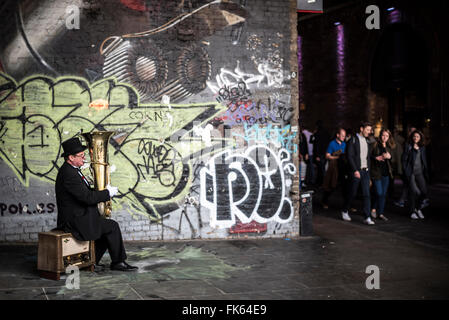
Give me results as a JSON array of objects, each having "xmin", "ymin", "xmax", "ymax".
[{"xmin": 61, "ymin": 137, "xmax": 87, "ymax": 157}]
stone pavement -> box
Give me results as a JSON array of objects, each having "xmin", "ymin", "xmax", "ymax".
[{"xmin": 0, "ymin": 185, "xmax": 448, "ymax": 300}]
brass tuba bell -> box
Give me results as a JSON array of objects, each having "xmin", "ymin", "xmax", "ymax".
[{"xmin": 81, "ymin": 131, "xmax": 115, "ymax": 218}]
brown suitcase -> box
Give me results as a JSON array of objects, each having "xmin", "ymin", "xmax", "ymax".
[{"xmin": 37, "ymin": 230, "xmax": 95, "ymax": 280}]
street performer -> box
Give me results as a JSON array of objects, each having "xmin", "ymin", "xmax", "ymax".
[{"xmin": 55, "ymin": 137, "xmax": 137, "ymax": 271}]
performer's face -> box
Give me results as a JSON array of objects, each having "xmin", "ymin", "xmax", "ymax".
[{"xmin": 69, "ymin": 151, "xmax": 85, "ymax": 168}]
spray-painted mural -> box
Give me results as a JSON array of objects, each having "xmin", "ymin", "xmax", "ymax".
[
  {"xmin": 0, "ymin": 0, "xmax": 298, "ymax": 241},
  {"xmin": 0, "ymin": 72, "xmax": 226, "ymax": 218},
  {"xmin": 200, "ymin": 145, "xmax": 296, "ymax": 229}
]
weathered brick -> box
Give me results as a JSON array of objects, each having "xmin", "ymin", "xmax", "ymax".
[
  {"xmin": 0, "ymin": 0, "xmax": 301, "ymax": 242},
  {"xmin": 5, "ymin": 234, "xmax": 20, "ymax": 241}
]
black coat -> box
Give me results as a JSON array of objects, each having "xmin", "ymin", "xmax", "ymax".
[
  {"xmin": 346, "ymin": 135, "xmax": 372, "ymax": 174},
  {"xmin": 370, "ymin": 143, "xmax": 393, "ymax": 180},
  {"xmin": 299, "ymin": 133, "xmax": 309, "ymax": 158},
  {"xmin": 401, "ymin": 144, "xmax": 429, "ymax": 181},
  {"xmin": 311, "ymin": 128, "xmax": 330, "ymax": 157},
  {"xmin": 55, "ymin": 162, "xmax": 110, "ymax": 241}
]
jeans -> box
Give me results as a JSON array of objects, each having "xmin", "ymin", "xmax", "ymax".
[
  {"xmin": 408, "ymin": 173, "xmax": 428, "ymax": 213},
  {"xmin": 373, "ymin": 175, "xmax": 390, "ymax": 215},
  {"xmin": 344, "ymin": 170, "xmax": 371, "ymax": 218}
]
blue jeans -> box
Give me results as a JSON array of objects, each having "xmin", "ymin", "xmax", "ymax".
[
  {"xmin": 344, "ymin": 170, "xmax": 371, "ymax": 218},
  {"xmin": 373, "ymin": 176, "xmax": 390, "ymax": 215}
]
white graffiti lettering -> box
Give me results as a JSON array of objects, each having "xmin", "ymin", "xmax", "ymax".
[
  {"xmin": 206, "ymin": 60, "xmax": 284, "ymax": 94},
  {"xmin": 200, "ymin": 145, "xmax": 296, "ymax": 228}
]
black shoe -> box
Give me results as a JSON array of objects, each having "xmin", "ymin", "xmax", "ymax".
[
  {"xmin": 110, "ymin": 261, "xmax": 138, "ymax": 271},
  {"xmin": 94, "ymin": 263, "xmax": 106, "ymax": 271}
]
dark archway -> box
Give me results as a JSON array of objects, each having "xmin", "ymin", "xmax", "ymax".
[{"xmin": 370, "ymin": 23, "xmax": 429, "ymax": 134}]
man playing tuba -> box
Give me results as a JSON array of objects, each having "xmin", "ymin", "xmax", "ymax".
[{"xmin": 55, "ymin": 137, "xmax": 138, "ymax": 271}]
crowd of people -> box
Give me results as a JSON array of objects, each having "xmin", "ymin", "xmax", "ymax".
[{"xmin": 299, "ymin": 120, "xmax": 430, "ymax": 225}]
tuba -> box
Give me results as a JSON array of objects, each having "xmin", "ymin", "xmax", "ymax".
[{"xmin": 81, "ymin": 131, "xmax": 115, "ymax": 218}]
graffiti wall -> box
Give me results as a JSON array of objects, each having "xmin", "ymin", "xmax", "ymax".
[{"xmin": 0, "ymin": 0, "xmax": 299, "ymax": 241}]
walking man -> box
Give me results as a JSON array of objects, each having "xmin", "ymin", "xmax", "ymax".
[
  {"xmin": 322, "ymin": 128, "xmax": 347, "ymax": 209},
  {"xmin": 341, "ymin": 122, "xmax": 375, "ymax": 225}
]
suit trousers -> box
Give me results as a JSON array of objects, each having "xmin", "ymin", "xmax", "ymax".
[{"xmin": 94, "ymin": 219, "xmax": 127, "ymax": 264}]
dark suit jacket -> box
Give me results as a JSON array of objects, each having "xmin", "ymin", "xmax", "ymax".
[
  {"xmin": 346, "ymin": 135, "xmax": 372, "ymax": 174},
  {"xmin": 55, "ymin": 162, "xmax": 110, "ymax": 241}
]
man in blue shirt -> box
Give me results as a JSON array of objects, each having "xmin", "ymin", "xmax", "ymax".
[
  {"xmin": 326, "ymin": 135, "xmax": 347, "ymax": 156},
  {"xmin": 322, "ymin": 128, "xmax": 347, "ymax": 209}
]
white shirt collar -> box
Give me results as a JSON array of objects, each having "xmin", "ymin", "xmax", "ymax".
[{"xmin": 68, "ymin": 162, "xmax": 80, "ymax": 170}]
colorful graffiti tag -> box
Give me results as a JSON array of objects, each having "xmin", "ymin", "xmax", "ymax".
[
  {"xmin": 232, "ymin": 123, "xmax": 297, "ymax": 154},
  {"xmin": 0, "ymin": 72, "xmax": 226, "ymax": 221},
  {"xmin": 0, "ymin": 0, "xmax": 297, "ymax": 239},
  {"xmin": 200, "ymin": 145, "xmax": 295, "ymax": 229}
]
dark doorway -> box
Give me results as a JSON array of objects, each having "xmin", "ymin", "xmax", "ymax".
[{"xmin": 370, "ymin": 23, "xmax": 429, "ymax": 135}]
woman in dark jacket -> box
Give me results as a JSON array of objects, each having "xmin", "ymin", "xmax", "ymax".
[
  {"xmin": 401, "ymin": 130, "xmax": 429, "ymax": 219},
  {"xmin": 370, "ymin": 129, "xmax": 395, "ymax": 221}
]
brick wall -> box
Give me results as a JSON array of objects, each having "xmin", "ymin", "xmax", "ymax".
[{"xmin": 0, "ymin": 0, "xmax": 300, "ymax": 242}]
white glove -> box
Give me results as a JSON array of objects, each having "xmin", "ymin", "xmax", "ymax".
[{"xmin": 106, "ymin": 184, "xmax": 118, "ymax": 197}]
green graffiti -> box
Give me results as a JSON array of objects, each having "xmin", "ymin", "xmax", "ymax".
[{"xmin": 0, "ymin": 72, "xmax": 228, "ymax": 218}]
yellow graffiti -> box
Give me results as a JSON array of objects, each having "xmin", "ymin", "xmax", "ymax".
[{"xmin": 0, "ymin": 72, "xmax": 228, "ymax": 218}]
